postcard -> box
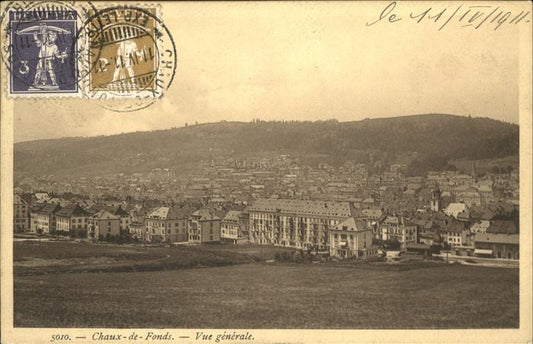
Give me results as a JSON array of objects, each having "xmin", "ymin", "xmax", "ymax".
[{"xmin": 1, "ymin": 1, "xmax": 531, "ymax": 344}]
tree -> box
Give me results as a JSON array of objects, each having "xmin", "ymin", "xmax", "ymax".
[
  {"xmin": 36, "ymin": 228, "xmax": 43, "ymax": 246},
  {"xmin": 428, "ymin": 244, "xmax": 441, "ymax": 256},
  {"xmin": 383, "ymin": 238, "xmax": 401, "ymax": 250}
]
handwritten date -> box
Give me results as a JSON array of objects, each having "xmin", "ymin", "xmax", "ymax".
[{"xmin": 366, "ymin": 2, "xmax": 530, "ymax": 31}]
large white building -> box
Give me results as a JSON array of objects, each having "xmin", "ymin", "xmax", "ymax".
[
  {"xmin": 248, "ymin": 198, "xmax": 356, "ymax": 250},
  {"xmin": 329, "ymin": 217, "xmax": 376, "ymax": 258}
]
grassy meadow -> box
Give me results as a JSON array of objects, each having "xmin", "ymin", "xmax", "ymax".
[{"xmin": 13, "ymin": 241, "xmax": 519, "ymax": 328}]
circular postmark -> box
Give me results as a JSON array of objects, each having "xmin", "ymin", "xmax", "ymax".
[
  {"xmin": 78, "ymin": 5, "xmax": 177, "ymax": 112},
  {"xmin": 0, "ymin": 1, "xmax": 101, "ymax": 94}
]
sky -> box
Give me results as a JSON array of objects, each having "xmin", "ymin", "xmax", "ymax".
[{"xmin": 13, "ymin": 1, "xmax": 526, "ymax": 142}]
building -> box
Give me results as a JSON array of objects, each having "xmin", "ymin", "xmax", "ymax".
[
  {"xmin": 379, "ymin": 215, "xmax": 417, "ymax": 248},
  {"xmin": 441, "ymin": 221, "xmax": 470, "ymax": 248},
  {"xmin": 221, "ymin": 210, "xmax": 242, "ymax": 244},
  {"xmin": 145, "ymin": 205, "xmax": 196, "ymax": 243},
  {"xmin": 473, "ymin": 220, "xmax": 519, "ymax": 259},
  {"xmin": 469, "ymin": 220, "xmax": 491, "ymax": 234},
  {"xmin": 456, "ymin": 187, "xmax": 482, "ymax": 207},
  {"xmin": 129, "ymin": 222, "xmax": 147, "ymax": 241},
  {"xmin": 443, "ymin": 202, "xmax": 470, "ymax": 219},
  {"xmin": 248, "ymin": 198, "xmax": 356, "ymax": 250},
  {"xmin": 87, "ymin": 210, "xmax": 120, "ymax": 241},
  {"xmin": 88, "ymin": 205, "xmax": 132, "ymax": 233},
  {"xmin": 189, "ymin": 208, "xmax": 221, "ymax": 243},
  {"xmin": 430, "ymin": 186, "xmax": 442, "ymax": 212},
  {"xmin": 112, "ymin": 206, "xmax": 132, "ymax": 233},
  {"xmin": 14, "ymin": 193, "xmax": 30, "ymax": 232},
  {"xmin": 473, "ymin": 233, "xmax": 519, "ymax": 259},
  {"xmin": 55, "ymin": 203, "xmax": 90, "ymax": 236},
  {"xmin": 357, "ymin": 208, "xmax": 384, "ymax": 238},
  {"xmin": 329, "ymin": 217, "xmax": 376, "ymax": 259},
  {"xmin": 31, "ymin": 203, "xmax": 61, "ymax": 234}
]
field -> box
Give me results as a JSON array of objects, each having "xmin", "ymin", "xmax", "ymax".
[
  {"xmin": 14, "ymin": 240, "xmax": 293, "ymax": 275},
  {"xmin": 13, "ymin": 241, "xmax": 519, "ymax": 328}
]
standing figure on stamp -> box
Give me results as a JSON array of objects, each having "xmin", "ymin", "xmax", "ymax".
[
  {"xmin": 16, "ymin": 23, "xmax": 70, "ymax": 91},
  {"xmin": 112, "ymin": 39, "xmax": 144, "ymax": 86}
]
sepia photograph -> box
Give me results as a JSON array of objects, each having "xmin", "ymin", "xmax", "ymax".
[{"xmin": 1, "ymin": 1, "xmax": 532, "ymax": 343}]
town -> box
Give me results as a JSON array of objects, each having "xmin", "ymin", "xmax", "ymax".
[{"xmin": 14, "ymin": 153, "xmax": 519, "ymax": 261}]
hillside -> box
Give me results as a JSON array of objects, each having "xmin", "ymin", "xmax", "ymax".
[{"xmin": 14, "ymin": 114, "xmax": 519, "ymax": 177}]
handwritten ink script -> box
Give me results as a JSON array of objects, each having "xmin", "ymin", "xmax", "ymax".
[{"xmin": 366, "ymin": 2, "xmax": 531, "ymax": 31}]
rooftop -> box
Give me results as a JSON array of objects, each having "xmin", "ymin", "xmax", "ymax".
[{"xmin": 249, "ymin": 198, "xmax": 354, "ymax": 218}]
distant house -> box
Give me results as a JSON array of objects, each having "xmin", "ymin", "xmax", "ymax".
[
  {"xmin": 329, "ymin": 217, "xmax": 376, "ymax": 259},
  {"xmin": 477, "ymin": 184, "xmax": 495, "ymax": 204},
  {"xmin": 248, "ymin": 198, "xmax": 355, "ymax": 250},
  {"xmin": 13, "ymin": 193, "xmax": 30, "ymax": 232},
  {"xmin": 358, "ymin": 208, "xmax": 384, "ymax": 238},
  {"xmin": 419, "ymin": 231, "xmax": 440, "ymax": 246},
  {"xmin": 55, "ymin": 203, "xmax": 91, "ymax": 236},
  {"xmin": 441, "ymin": 221, "xmax": 470, "ymax": 248},
  {"xmin": 473, "ymin": 220, "xmax": 518, "ymax": 259},
  {"xmin": 221, "ymin": 210, "xmax": 242, "ymax": 244},
  {"xmin": 87, "ymin": 210, "xmax": 120, "ymax": 241},
  {"xmin": 88, "ymin": 205, "xmax": 131, "ymax": 233},
  {"xmin": 379, "ymin": 215, "xmax": 417, "ymax": 248},
  {"xmin": 189, "ymin": 208, "xmax": 221, "ymax": 243},
  {"xmin": 469, "ymin": 220, "xmax": 492, "ymax": 234},
  {"xmin": 31, "ymin": 203, "xmax": 62, "ymax": 234},
  {"xmin": 473, "ymin": 233, "xmax": 519, "ymax": 259},
  {"xmin": 443, "ymin": 202, "xmax": 470, "ymax": 220},
  {"xmin": 112, "ymin": 206, "xmax": 131, "ymax": 233},
  {"xmin": 487, "ymin": 220, "xmax": 518, "ymax": 235},
  {"xmin": 456, "ymin": 187, "xmax": 482, "ymax": 207},
  {"xmin": 145, "ymin": 205, "xmax": 196, "ymax": 243}
]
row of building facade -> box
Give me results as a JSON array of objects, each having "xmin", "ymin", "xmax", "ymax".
[{"xmin": 14, "ymin": 193, "xmax": 519, "ymax": 260}]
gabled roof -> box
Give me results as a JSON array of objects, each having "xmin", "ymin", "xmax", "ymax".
[
  {"xmin": 148, "ymin": 207, "xmax": 169, "ymax": 219},
  {"xmin": 474, "ymin": 233, "xmax": 518, "ymax": 245},
  {"xmin": 91, "ymin": 210, "xmax": 120, "ymax": 220},
  {"xmin": 487, "ymin": 220, "xmax": 518, "ymax": 235},
  {"xmin": 332, "ymin": 217, "xmax": 368, "ymax": 232},
  {"xmin": 14, "ymin": 193, "xmax": 28, "ymax": 204},
  {"xmin": 444, "ymin": 203, "xmax": 469, "ymax": 219},
  {"xmin": 469, "ymin": 220, "xmax": 492, "ymax": 232},
  {"xmin": 167, "ymin": 205, "xmax": 197, "ymax": 220},
  {"xmin": 113, "ymin": 206, "xmax": 130, "ymax": 217},
  {"xmin": 222, "ymin": 210, "xmax": 242, "ymax": 222},
  {"xmin": 148, "ymin": 205, "xmax": 197, "ymax": 220},
  {"xmin": 249, "ymin": 198, "xmax": 354, "ymax": 218},
  {"xmin": 56, "ymin": 203, "xmax": 90, "ymax": 218},
  {"xmin": 191, "ymin": 208, "xmax": 220, "ymax": 221},
  {"xmin": 88, "ymin": 205, "xmax": 130, "ymax": 217},
  {"xmin": 442, "ymin": 221, "xmax": 466, "ymax": 234},
  {"xmin": 35, "ymin": 203, "xmax": 61, "ymax": 215},
  {"xmin": 361, "ymin": 208, "xmax": 383, "ymax": 219}
]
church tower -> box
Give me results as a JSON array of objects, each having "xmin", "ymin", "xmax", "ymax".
[{"xmin": 430, "ymin": 186, "xmax": 442, "ymax": 212}]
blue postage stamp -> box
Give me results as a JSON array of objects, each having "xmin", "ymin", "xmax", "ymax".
[{"xmin": 9, "ymin": 10, "xmax": 78, "ymax": 94}]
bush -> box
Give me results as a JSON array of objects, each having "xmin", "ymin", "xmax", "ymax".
[{"xmin": 428, "ymin": 244, "xmax": 441, "ymax": 255}]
